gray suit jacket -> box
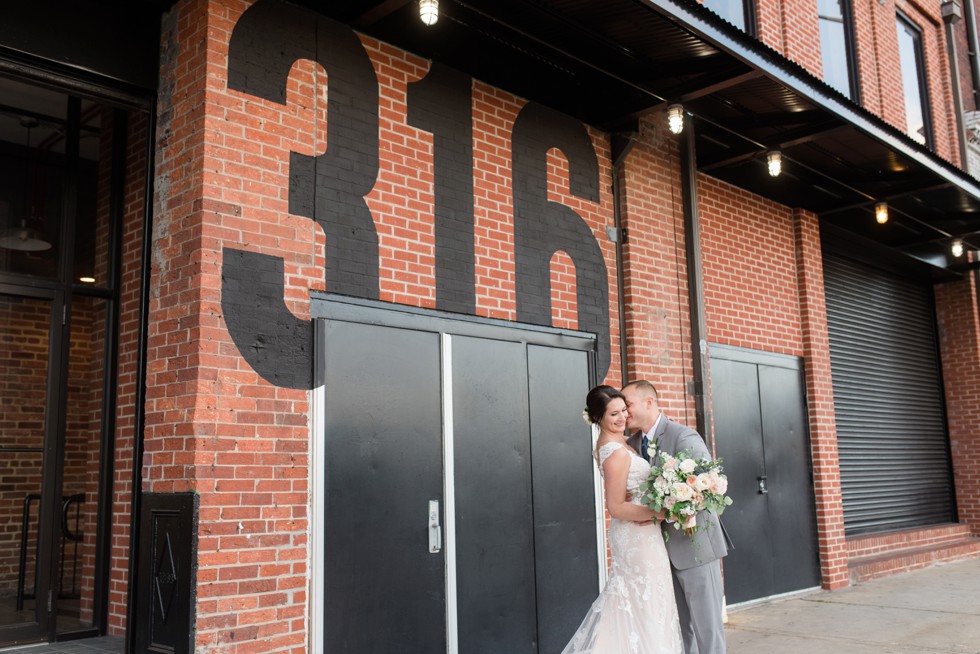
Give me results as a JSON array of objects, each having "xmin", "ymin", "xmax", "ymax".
[{"xmin": 628, "ymin": 415, "xmax": 731, "ymax": 570}]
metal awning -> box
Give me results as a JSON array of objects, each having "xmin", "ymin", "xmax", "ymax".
[{"xmin": 309, "ymin": 0, "xmax": 980, "ymax": 277}]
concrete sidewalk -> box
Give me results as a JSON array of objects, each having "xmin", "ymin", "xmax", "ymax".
[{"xmin": 725, "ymin": 556, "xmax": 980, "ymax": 653}]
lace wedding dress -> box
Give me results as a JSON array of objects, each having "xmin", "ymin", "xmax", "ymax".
[{"xmin": 561, "ymin": 442, "xmax": 684, "ymax": 654}]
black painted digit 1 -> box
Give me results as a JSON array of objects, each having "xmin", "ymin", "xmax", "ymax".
[
  {"xmin": 406, "ymin": 63, "xmax": 477, "ymax": 315},
  {"xmin": 511, "ymin": 102, "xmax": 611, "ymax": 379},
  {"xmin": 224, "ymin": 0, "xmax": 381, "ymax": 388}
]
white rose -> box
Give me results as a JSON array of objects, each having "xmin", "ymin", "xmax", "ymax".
[
  {"xmin": 694, "ymin": 473, "xmax": 711, "ymax": 492},
  {"xmin": 673, "ymin": 482, "xmax": 694, "ymax": 501},
  {"xmin": 679, "ymin": 458, "xmax": 697, "ymax": 474},
  {"xmin": 711, "ymin": 476, "xmax": 728, "ymax": 495}
]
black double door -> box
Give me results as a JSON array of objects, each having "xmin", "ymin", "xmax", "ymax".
[
  {"xmin": 315, "ymin": 298, "xmax": 599, "ymax": 653},
  {"xmin": 710, "ymin": 345, "xmax": 821, "ymax": 605}
]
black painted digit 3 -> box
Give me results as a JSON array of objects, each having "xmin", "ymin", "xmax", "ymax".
[{"xmin": 224, "ymin": 0, "xmax": 381, "ymax": 388}]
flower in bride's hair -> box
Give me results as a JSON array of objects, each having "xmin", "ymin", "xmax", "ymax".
[{"xmin": 582, "ymin": 408, "xmax": 592, "ymax": 425}]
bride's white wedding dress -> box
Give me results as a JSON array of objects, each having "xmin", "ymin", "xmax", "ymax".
[{"xmin": 561, "ymin": 441, "xmax": 684, "ymax": 654}]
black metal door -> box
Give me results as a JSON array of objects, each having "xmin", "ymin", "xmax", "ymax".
[
  {"xmin": 452, "ymin": 340, "xmax": 597, "ymax": 654},
  {"xmin": 314, "ymin": 296, "xmax": 598, "ymax": 653},
  {"xmin": 321, "ymin": 320, "xmax": 446, "ymax": 653},
  {"xmin": 711, "ymin": 345, "xmax": 820, "ymax": 605}
]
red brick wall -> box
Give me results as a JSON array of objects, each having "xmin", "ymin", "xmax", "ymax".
[
  {"xmin": 793, "ymin": 208, "xmax": 848, "ymax": 588},
  {"xmin": 754, "ymin": 0, "xmax": 823, "ymax": 74},
  {"xmin": 619, "ymin": 119, "xmax": 697, "ymax": 420},
  {"xmin": 935, "ymin": 266, "xmax": 980, "ymax": 537},
  {"xmin": 700, "ymin": 175, "xmax": 802, "ymax": 356},
  {"xmin": 151, "ymin": 1, "xmax": 621, "ymax": 650}
]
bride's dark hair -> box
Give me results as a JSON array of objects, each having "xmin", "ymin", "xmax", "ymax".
[{"xmin": 585, "ymin": 385, "xmax": 626, "ymax": 424}]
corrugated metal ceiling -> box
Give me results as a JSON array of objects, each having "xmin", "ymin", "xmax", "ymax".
[{"xmin": 307, "ymin": 0, "xmax": 980, "ymax": 277}]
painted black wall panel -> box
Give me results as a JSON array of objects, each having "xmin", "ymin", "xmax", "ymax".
[{"xmin": 134, "ymin": 493, "xmax": 198, "ymax": 654}]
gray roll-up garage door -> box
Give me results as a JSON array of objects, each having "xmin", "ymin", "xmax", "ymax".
[{"xmin": 823, "ymin": 250, "xmax": 954, "ymax": 536}]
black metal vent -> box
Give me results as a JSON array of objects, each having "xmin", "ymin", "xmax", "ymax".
[{"xmin": 823, "ymin": 250, "xmax": 954, "ymax": 536}]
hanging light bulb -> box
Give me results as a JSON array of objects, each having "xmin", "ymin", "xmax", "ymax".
[
  {"xmin": 419, "ymin": 0, "xmax": 439, "ymax": 26},
  {"xmin": 952, "ymin": 239, "xmax": 964, "ymax": 258},
  {"xmin": 875, "ymin": 202, "xmax": 889, "ymax": 224},
  {"xmin": 0, "ymin": 118, "xmax": 51, "ymax": 252},
  {"xmin": 767, "ymin": 150, "xmax": 782, "ymax": 177},
  {"xmin": 667, "ymin": 104, "xmax": 684, "ymax": 135}
]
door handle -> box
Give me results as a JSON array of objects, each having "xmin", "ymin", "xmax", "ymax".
[
  {"xmin": 428, "ymin": 500, "xmax": 442, "ymax": 553},
  {"xmin": 758, "ymin": 476, "xmax": 768, "ymax": 494}
]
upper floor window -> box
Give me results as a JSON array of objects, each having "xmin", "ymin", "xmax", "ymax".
[
  {"xmin": 703, "ymin": 0, "xmax": 756, "ymax": 36},
  {"xmin": 896, "ymin": 14, "xmax": 933, "ymax": 147},
  {"xmin": 818, "ymin": 0, "xmax": 859, "ymax": 100}
]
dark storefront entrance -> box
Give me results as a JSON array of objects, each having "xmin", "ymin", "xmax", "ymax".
[
  {"xmin": 0, "ymin": 72, "xmax": 148, "ymax": 647},
  {"xmin": 312, "ymin": 296, "xmax": 601, "ymax": 653}
]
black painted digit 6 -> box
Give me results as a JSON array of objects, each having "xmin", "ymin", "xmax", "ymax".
[{"xmin": 512, "ymin": 102, "xmax": 611, "ymax": 378}]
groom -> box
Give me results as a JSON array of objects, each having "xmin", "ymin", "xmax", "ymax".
[{"xmin": 622, "ymin": 380, "xmax": 729, "ymax": 654}]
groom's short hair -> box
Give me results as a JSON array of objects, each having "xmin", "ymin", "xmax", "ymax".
[{"xmin": 623, "ymin": 379, "xmax": 659, "ymax": 402}]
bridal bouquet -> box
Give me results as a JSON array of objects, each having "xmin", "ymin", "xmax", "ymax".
[{"xmin": 638, "ymin": 449, "xmax": 732, "ymax": 538}]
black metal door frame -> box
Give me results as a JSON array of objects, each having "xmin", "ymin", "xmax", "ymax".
[{"xmin": 310, "ymin": 294, "xmax": 599, "ymax": 652}]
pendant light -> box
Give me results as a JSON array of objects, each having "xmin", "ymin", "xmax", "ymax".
[{"xmin": 0, "ymin": 117, "xmax": 51, "ymax": 252}]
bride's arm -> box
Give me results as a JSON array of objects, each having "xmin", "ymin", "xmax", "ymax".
[{"xmin": 601, "ymin": 448, "xmax": 657, "ymax": 522}]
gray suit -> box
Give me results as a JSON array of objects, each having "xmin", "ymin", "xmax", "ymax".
[{"xmin": 629, "ymin": 416, "xmax": 730, "ymax": 654}]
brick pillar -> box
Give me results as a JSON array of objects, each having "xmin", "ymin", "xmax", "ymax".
[
  {"xmin": 793, "ymin": 209, "xmax": 849, "ymax": 588},
  {"xmin": 146, "ymin": 0, "xmax": 315, "ymax": 650},
  {"xmin": 935, "ymin": 264, "xmax": 980, "ymax": 536}
]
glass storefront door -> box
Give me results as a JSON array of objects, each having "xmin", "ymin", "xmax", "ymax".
[
  {"xmin": 0, "ymin": 290, "xmax": 58, "ymax": 645},
  {"xmin": 0, "ymin": 72, "xmax": 140, "ymax": 647}
]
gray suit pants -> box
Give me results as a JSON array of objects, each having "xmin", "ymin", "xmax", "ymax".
[{"xmin": 673, "ymin": 560, "xmax": 726, "ymax": 654}]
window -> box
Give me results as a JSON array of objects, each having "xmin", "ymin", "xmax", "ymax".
[
  {"xmin": 703, "ymin": 0, "xmax": 756, "ymax": 35},
  {"xmin": 896, "ymin": 14, "xmax": 933, "ymax": 147},
  {"xmin": 818, "ymin": 0, "xmax": 859, "ymax": 100}
]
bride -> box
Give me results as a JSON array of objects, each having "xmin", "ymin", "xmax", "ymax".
[{"xmin": 561, "ymin": 385, "xmax": 684, "ymax": 654}]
